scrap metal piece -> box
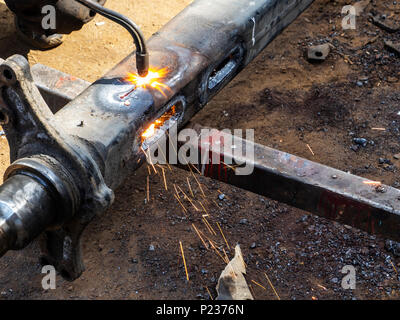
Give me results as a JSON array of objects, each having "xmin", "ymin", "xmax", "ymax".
[
  {"xmin": 216, "ymin": 245, "xmax": 253, "ymax": 300},
  {"xmin": 307, "ymin": 43, "xmax": 330, "ymax": 62},
  {"xmin": 370, "ymin": 14, "xmax": 400, "ymax": 33}
]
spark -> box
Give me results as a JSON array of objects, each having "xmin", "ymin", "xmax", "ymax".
[
  {"xmin": 140, "ymin": 146, "xmax": 157, "ymax": 174},
  {"xmin": 161, "ymin": 166, "xmax": 168, "ymax": 191},
  {"xmin": 156, "ymin": 142, "xmax": 172, "ymax": 171},
  {"xmin": 264, "ymin": 272, "xmax": 281, "ymax": 300},
  {"xmin": 317, "ymin": 284, "xmax": 327, "ymax": 291},
  {"xmin": 307, "ymin": 144, "xmax": 315, "ymax": 156},
  {"xmin": 177, "ymin": 185, "xmax": 199, "ymax": 211},
  {"xmin": 187, "ymin": 177, "xmax": 195, "ymax": 198},
  {"xmin": 390, "ymin": 260, "xmax": 398, "ymax": 276},
  {"xmin": 363, "ymin": 180, "xmax": 382, "ymax": 187},
  {"xmin": 216, "ymin": 222, "xmax": 230, "ymax": 250},
  {"xmin": 205, "ymin": 286, "xmax": 213, "ymax": 300},
  {"xmin": 198, "ymin": 201, "xmax": 209, "ymax": 216},
  {"xmin": 192, "ymin": 224, "xmax": 209, "ymax": 249},
  {"xmin": 209, "ymin": 240, "xmax": 228, "ymax": 264},
  {"xmin": 174, "ymin": 194, "xmax": 188, "ymax": 214},
  {"xmin": 125, "ymin": 67, "xmax": 170, "ymax": 97},
  {"xmin": 173, "ymin": 184, "xmax": 180, "ymax": 199},
  {"xmin": 179, "ymin": 241, "xmax": 189, "ymax": 282},
  {"xmin": 251, "ymin": 280, "xmax": 266, "ymax": 290},
  {"xmin": 202, "ymin": 216, "xmax": 217, "ymax": 236}
]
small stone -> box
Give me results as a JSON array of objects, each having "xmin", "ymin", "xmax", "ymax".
[
  {"xmin": 307, "ymin": 43, "xmax": 330, "ymax": 61},
  {"xmin": 331, "ymin": 277, "xmax": 339, "ymax": 284},
  {"xmin": 394, "ymin": 153, "xmax": 400, "ymax": 160},
  {"xmin": 149, "ymin": 244, "xmax": 155, "ymax": 251},
  {"xmin": 385, "ymin": 240, "xmax": 400, "ymax": 257},
  {"xmin": 218, "ymin": 194, "xmax": 225, "ymax": 200},
  {"xmin": 250, "ymin": 242, "xmax": 256, "ymax": 249},
  {"xmin": 239, "ymin": 218, "xmax": 248, "ymax": 225},
  {"xmin": 353, "ymin": 138, "xmax": 368, "ymax": 147}
]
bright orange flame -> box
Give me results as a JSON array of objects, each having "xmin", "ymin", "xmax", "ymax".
[
  {"xmin": 141, "ymin": 105, "xmax": 177, "ymax": 141},
  {"xmin": 125, "ymin": 67, "xmax": 170, "ymax": 97},
  {"xmin": 142, "ymin": 123, "xmax": 156, "ymax": 139}
]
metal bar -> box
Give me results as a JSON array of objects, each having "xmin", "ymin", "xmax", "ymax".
[{"xmin": 178, "ymin": 127, "xmax": 400, "ymax": 241}]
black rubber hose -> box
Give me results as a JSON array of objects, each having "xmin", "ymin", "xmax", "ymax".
[{"xmin": 75, "ymin": 0, "xmax": 149, "ymax": 76}]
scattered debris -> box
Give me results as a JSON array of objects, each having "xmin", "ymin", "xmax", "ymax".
[
  {"xmin": 371, "ymin": 14, "xmax": 400, "ymax": 33},
  {"xmin": 307, "ymin": 43, "xmax": 330, "ymax": 62},
  {"xmin": 385, "ymin": 240, "xmax": 400, "ymax": 257},
  {"xmin": 384, "ymin": 40, "xmax": 400, "ymax": 56},
  {"xmin": 216, "ymin": 245, "xmax": 253, "ymax": 300}
]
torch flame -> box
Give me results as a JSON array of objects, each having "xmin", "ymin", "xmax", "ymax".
[{"xmin": 125, "ymin": 67, "xmax": 170, "ymax": 97}]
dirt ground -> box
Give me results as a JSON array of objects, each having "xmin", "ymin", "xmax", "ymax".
[{"xmin": 0, "ymin": 0, "xmax": 400, "ymax": 300}]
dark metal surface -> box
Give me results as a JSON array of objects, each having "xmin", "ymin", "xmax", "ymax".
[{"xmin": 0, "ymin": 0, "xmax": 315, "ymax": 280}]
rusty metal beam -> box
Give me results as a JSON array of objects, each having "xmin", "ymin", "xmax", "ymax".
[{"xmin": 179, "ymin": 127, "xmax": 400, "ymax": 242}]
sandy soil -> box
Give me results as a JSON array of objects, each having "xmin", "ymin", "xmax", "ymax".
[{"xmin": 0, "ymin": 0, "xmax": 400, "ymax": 300}]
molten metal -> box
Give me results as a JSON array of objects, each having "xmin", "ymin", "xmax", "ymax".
[{"xmin": 141, "ymin": 105, "xmax": 176, "ymax": 141}]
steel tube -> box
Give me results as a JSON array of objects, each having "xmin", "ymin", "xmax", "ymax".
[
  {"xmin": 54, "ymin": 0, "xmax": 315, "ymax": 189},
  {"xmin": 0, "ymin": 0, "xmax": 315, "ymax": 272}
]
